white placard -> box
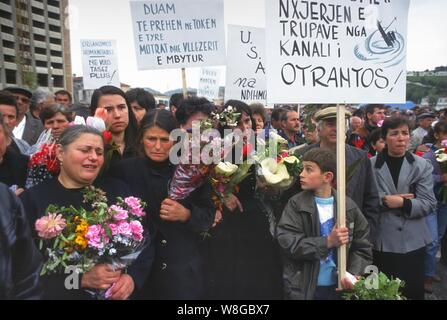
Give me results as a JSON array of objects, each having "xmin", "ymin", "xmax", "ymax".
[
  {"xmin": 81, "ymin": 39, "xmax": 120, "ymax": 90},
  {"xmin": 197, "ymin": 68, "xmax": 221, "ymax": 100},
  {"xmin": 130, "ymin": 0, "xmax": 226, "ymax": 70},
  {"xmin": 225, "ymin": 25, "xmax": 267, "ymax": 105},
  {"xmin": 266, "ymin": 0, "xmax": 410, "ymax": 104}
]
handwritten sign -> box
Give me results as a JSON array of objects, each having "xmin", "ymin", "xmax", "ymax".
[
  {"xmin": 225, "ymin": 25, "xmax": 267, "ymax": 105},
  {"xmin": 266, "ymin": 0, "xmax": 410, "ymax": 104},
  {"xmin": 130, "ymin": 0, "xmax": 226, "ymax": 70},
  {"xmin": 197, "ymin": 68, "xmax": 221, "ymax": 100},
  {"xmin": 81, "ymin": 39, "xmax": 120, "ymax": 89}
]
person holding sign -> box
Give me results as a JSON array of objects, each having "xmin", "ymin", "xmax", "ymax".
[
  {"xmin": 90, "ymin": 86, "xmax": 139, "ymax": 174},
  {"xmin": 370, "ymin": 117, "xmax": 437, "ymax": 300},
  {"xmin": 277, "ymin": 148, "xmax": 372, "ymax": 300}
]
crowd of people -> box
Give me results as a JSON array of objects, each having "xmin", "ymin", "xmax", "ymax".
[{"xmin": 0, "ymin": 84, "xmax": 446, "ymax": 300}]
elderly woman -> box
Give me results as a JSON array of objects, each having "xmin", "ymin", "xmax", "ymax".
[
  {"xmin": 109, "ymin": 109, "xmax": 215, "ymax": 299},
  {"xmin": 30, "ymin": 88, "xmax": 55, "ymax": 120},
  {"xmin": 370, "ymin": 117, "xmax": 437, "ymax": 300},
  {"xmin": 0, "ymin": 116, "xmax": 28, "ymax": 194},
  {"xmin": 20, "ymin": 125, "xmax": 137, "ymax": 300}
]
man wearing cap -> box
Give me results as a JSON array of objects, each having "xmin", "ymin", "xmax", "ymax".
[
  {"xmin": 296, "ymin": 106, "xmax": 380, "ymax": 236},
  {"xmin": 409, "ymin": 112, "xmax": 436, "ymax": 152},
  {"xmin": 3, "ymin": 87, "xmax": 43, "ymax": 146}
]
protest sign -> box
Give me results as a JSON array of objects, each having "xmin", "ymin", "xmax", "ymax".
[
  {"xmin": 197, "ymin": 68, "xmax": 221, "ymax": 100},
  {"xmin": 225, "ymin": 25, "xmax": 267, "ymax": 105},
  {"xmin": 266, "ymin": 0, "xmax": 410, "ymax": 103},
  {"xmin": 81, "ymin": 39, "xmax": 120, "ymax": 89},
  {"xmin": 130, "ymin": 0, "xmax": 226, "ymax": 70}
]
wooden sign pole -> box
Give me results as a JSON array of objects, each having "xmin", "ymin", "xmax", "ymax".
[
  {"xmin": 181, "ymin": 67, "xmax": 188, "ymax": 98},
  {"xmin": 336, "ymin": 105, "xmax": 347, "ymax": 289}
]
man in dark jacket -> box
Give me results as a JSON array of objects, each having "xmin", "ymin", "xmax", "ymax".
[
  {"xmin": 0, "ymin": 182, "xmax": 42, "ymax": 299},
  {"xmin": 296, "ymin": 107, "xmax": 381, "ymax": 237}
]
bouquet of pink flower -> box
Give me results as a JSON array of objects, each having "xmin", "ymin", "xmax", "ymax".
[{"xmin": 35, "ymin": 187, "xmax": 147, "ymax": 299}]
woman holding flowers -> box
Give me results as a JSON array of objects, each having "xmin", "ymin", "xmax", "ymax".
[
  {"xmin": 421, "ymin": 121, "xmax": 447, "ymax": 292},
  {"xmin": 204, "ymin": 100, "xmax": 283, "ymax": 300},
  {"xmin": 20, "ymin": 125, "xmax": 136, "ymax": 300},
  {"xmin": 109, "ymin": 109, "xmax": 215, "ymax": 299}
]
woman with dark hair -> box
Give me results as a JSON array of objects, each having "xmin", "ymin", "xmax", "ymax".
[
  {"xmin": 90, "ymin": 86, "xmax": 139, "ymax": 172},
  {"xmin": 421, "ymin": 121, "xmax": 447, "ymax": 292},
  {"xmin": 125, "ymin": 88, "xmax": 156, "ymax": 125},
  {"xmin": 370, "ymin": 117, "xmax": 437, "ymax": 300},
  {"xmin": 39, "ymin": 104, "xmax": 73, "ymax": 141},
  {"xmin": 250, "ymin": 102, "xmax": 266, "ymax": 130},
  {"xmin": 109, "ymin": 109, "xmax": 215, "ymax": 299},
  {"xmin": 204, "ymin": 100, "xmax": 283, "ymax": 300},
  {"xmin": 20, "ymin": 125, "xmax": 135, "ymax": 300}
]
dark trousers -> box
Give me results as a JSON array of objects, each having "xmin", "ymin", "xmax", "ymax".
[{"xmin": 373, "ymin": 247, "xmax": 425, "ymax": 300}]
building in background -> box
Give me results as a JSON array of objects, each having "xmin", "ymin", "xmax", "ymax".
[{"xmin": 0, "ymin": 0, "xmax": 72, "ymax": 92}]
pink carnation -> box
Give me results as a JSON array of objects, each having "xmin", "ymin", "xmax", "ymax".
[
  {"xmin": 35, "ymin": 213, "xmax": 66, "ymax": 239},
  {"xmin": 85, "ymin": 225, "xmax": 107, "ymax": 249},
  {"xmin": 124, "ymin": 197, "xmax": 145, "ymax": 217},
  {"xmin": 109, "ymin": 205, "xmax": 128, "ymax": 221},
  {"xmin": 117, "ymin": 221, "xmax": 132, "ymax": 237},
  {"xmin": 108, "ymin": 223, "xmax": 119, "ymax": 236},
  {"xmin": 130, "ymin": 220, "xmax": 144, "ymax": 241}
]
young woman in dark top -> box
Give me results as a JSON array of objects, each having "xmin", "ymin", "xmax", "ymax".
[
  {"xmin": 204, "ymin": 100, "xmax": 283, "ymax": 300},
  {"xmin": 109, "ymin": 109, "xmax": 215, "ymax": 299},
  {"xmin": 20, "ymin": 125, "xmax": 137, "ymax": 300},
  {"xmin": 90, "ymin": 86, "xmax": 139, "ymax": 173}
]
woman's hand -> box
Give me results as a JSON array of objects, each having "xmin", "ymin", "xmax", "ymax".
[
  {"xmin": 224, "ymin": 194, "xmax": 243, "ymax": 212},
  {"xmin": 109, "ymin": 274, "xmax": 134, "ymax": 300},
  {"xmin": 382, "ymin": 195, "xmax": 405, "ymax": 209},
  {"xmin": 160, "ymin": 198, "xmax": 191, "ymax": 222},
  {"xmin": 15, "ymin": 188, "xmax": 25, "ymax": 196},
  {"xmin": 81, "ymin": 264, "xmax": 121, "ymax": 290},
  {"xmin": 212, "ymin": 210, "xmax": 223, "ymax": 227}
]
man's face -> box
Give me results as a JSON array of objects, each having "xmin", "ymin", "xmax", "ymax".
[
  {"xmin": 318, "ymin": 119, "xmax": 337, "ymax": 145},
  {"xmin": 351, "ymin": 116, "xmax": 363, "ymax": 131},
  {"xmin": 419, "ymin": 117, "xmax": 435, "ymax": 130},
  {"xmin": 0, "ymin": 104, "xmax": 17, "ymax": 130},
  {"xmin": 367, "ymin": 108, "xmax": 385, "ymax": 126},
  {"xmin": 55, "ymin": 93, "xmax": 70, "ymax": 107},
  {"xmin": 283, "ymin": 111, "xmax": 300, "ymax": 133},
  {"xmin": 12, "ymin": 93, "xmax": 30, "ymax": 117}
]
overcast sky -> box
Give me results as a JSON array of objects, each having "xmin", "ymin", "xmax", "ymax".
[{"xmin": 68, "ymin": 0, "xmax": 447, "ymax": 92}]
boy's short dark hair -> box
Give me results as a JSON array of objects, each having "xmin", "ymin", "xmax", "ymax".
[
  {"xmin": 302, "ymin": 148, "xmax": 336, "ymax": 178},
  {"xmin": 380, "ymin": 116, "xmax": 410, "ymax": 140}
]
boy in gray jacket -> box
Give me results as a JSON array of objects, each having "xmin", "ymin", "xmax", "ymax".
[{"xmin": 276, "ymin": 148, "xmax": 372, "ymax": 300}]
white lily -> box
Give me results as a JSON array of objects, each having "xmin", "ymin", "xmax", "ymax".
[
  {"xmin": 437, "ymin": 153, "xmax": 447, "ymax": 163},
  {"xmin": 215, "ymin": 162, "xmax": 239, "ymax": 176},
  {"xmin": 260, "ymin": 158, "xmax": 290, "ymax": 186},
  {"xmin": 268, "ymin": 131, "xmax": 288, "ymax": 145}
]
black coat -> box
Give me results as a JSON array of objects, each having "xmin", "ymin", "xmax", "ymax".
[
  {"xmin": 203, "ymin": 168, "xmax": 283, "ymax": 300},
  {"xmin": 0, "ymin": 147, "xmax": 29, "ymax": 189},
  {"xmin": 0, "ymin": 183, "xmax": 42, "ymax": 299},
  {"xmin": 19, "ymin": 177, "xmax": 131, "ymax": 300},
  {"xmin": 110, "ymin": 156, "xmax": 216, "ymax": 299}
]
